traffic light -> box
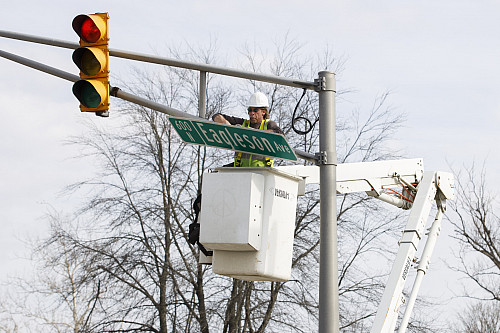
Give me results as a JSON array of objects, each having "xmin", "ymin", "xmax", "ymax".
[{"xmin": 72, "ymin": 13, "xmax": 109, "ymax": 117}]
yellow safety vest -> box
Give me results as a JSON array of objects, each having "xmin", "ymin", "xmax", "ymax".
[{"xmin": 234, "ymin": 120, "xmax": 273, "ymax": 167}]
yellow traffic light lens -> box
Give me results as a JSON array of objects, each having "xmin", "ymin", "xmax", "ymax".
[
  {"xmin": 80, "ymin": 50, "xmax": 101, "ymax": 75},
  {"xmin": 72, "ymin": 47, "xmax": 107, "ymax": 76},
  {"xmin": 80, "ymin": 18, "xmax": 101, "ymax": 43}
]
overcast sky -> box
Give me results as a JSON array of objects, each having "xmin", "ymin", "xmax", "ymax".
[{"xmin": 1, "ymin": 0, "xmax": 499, "ymax": 327}]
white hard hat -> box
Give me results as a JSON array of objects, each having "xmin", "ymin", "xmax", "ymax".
[{"xmin": 247, "ymin": 92, "xmax": 269, "ymax": 109}]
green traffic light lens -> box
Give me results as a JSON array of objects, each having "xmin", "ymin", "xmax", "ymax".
[
  {"xmin": 73, "ymin": 81, "xmax": 102, "ymax": 108},
  {"xmin": 80, "ymin": 84, "xmax": 101, "ymax": 108}
]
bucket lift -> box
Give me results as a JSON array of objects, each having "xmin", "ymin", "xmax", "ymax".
[
  {"xmin": 198, "ymin": 158, "xmax": 454, "ymax": 332},
  {"xmin": 199, "ymin": 167, "xmax": 302, "ymax": 281},
  {"xmin": 279, "ymin": 158, "xmax": 455, "ymax": 333}
]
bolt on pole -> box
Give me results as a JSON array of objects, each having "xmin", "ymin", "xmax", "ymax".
[{"xmin": 317, "ymin": 71, "xmax": 339, "ymax": 333}]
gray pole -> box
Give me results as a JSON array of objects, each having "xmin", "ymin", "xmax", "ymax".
[
  {"xmin": 317, "ymin": 71, "xmax": 339, "ymax": 333},
  {"xmin": 199, "ymin": 71, "xmax": 207, "ymax": 118},
  {"xmin": 0, "ymin": 30, "xmax": 316, "ymax": 90},
  {"xmin": 0, "ymin": 49, "xmax": 79, "ymax": 82}
]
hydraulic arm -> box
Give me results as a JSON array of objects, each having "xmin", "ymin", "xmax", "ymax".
[{"xmin": 277, "ymin": 159, "xmax": 455, "ymax": 333}]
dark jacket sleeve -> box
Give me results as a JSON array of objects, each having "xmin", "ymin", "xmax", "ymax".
[
  {"xmin": 266, "ymin": 120, "xmax": 283, "ymax": 134},
  {"xmin": 212, "ymin": 113, "xmax": 282, "ymax": 134}
]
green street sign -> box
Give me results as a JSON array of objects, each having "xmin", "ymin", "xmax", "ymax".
[{"xmin": 168, "ymin": 117, "xmax": 297, "ymax": 161}]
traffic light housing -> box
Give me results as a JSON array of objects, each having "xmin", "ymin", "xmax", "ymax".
[{"xmin": 72, "ymin": 13, "xmax": 109, "ymax": 117}]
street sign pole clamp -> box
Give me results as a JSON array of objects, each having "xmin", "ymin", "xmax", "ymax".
[
  {"xmin": 315, "ymin": 151, "xmax": 337, "ymax": 166},
  {"xmin": 314, "ymin": 76, "xmax": 336, "ymax": 92},
  {"xmin": 110, "ymin": 86, "xmax": 120, "ymax": 97}
]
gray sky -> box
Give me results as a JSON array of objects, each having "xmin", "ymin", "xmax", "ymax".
[{"xmin": 1, "ymin": 0, "xmax": 498, "ymax": 327}]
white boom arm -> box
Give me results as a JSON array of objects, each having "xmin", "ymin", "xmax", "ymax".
[
  {"xmin": 369, "ymin": 171, "xmax": 454, "ymax": 332},
  {"xmin": 277, "ymin": 158, "xmax": 423, "ymax": 209},
  {"xmin": 276, "ymin": 159, "xmax": 455, "ymax": 333}
]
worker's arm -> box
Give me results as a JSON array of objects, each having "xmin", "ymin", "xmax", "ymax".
[
  {"xmin": 212, "ymin": 113, "xmax": 244, "ymax": 126},
  {"xmin": 212, "ymin": 113, "xmax": 231, "ymax": 125}
]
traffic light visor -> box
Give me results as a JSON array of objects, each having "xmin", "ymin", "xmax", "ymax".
[
  {"xmin": 73, "ymin": 80, "xmax": 108, "ymax": 108},
  {"xmin": 72, "ymin": 14, "xmax": 107, "ymax": 44}
]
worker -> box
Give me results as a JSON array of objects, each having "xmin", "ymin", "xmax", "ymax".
[
  {"xmin": 212, "ymin": 91, "xmax": 282, "ymax": 167},
  {"xmin": 189, "ymin": 92, "xmax": 282, "ymax": 255}
]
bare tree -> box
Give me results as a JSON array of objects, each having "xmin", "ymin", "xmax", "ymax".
[
  {"xmin": 0, "ymin": 214, "xmax": 101, "ymax": 332},
  {"xmin": 449, "ymin": 163, "xmax": 500, "ymax": 302},
  {"xmin": 454, "ymin": 301, "xmax": 500, "ymax": 333},
  {"xmin": 5, "ymin": 39, "xmax": 425, "ymax": 332}
]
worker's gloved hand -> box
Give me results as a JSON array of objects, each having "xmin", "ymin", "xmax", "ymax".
[
  {"xmin": 188, "ymin": 222, "xmax": 200, "ymax": 245},
  {"xmin": 193, "ymin": 194, "xmax": 202, "ymax": 215}
]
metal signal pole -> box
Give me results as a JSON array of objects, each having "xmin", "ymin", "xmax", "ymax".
[{"xmin": 317, "ymin": 71, "xmax": 339, "ymax": 333}]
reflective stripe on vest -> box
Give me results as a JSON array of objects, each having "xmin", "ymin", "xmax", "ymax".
[{"xmin": 234, "ymin": 119, "xmax": 273, "ymax": 167}]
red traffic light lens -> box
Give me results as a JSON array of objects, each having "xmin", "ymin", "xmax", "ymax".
[{"xmin": 80, "ymin": 18, "xmax": 101, "ymax": 43}]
